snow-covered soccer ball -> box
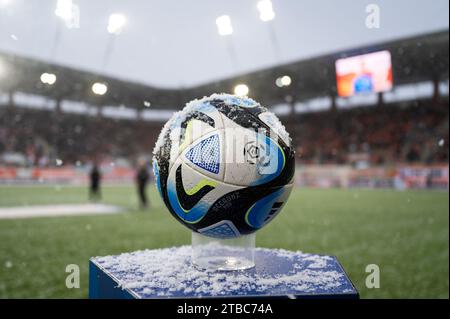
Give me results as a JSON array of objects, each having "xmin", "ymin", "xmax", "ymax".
[{"xmin": 152, "ymin": 94, "xmax": 295, "ymax": 239}]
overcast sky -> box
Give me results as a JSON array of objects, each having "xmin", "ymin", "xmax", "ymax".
[{"xmin": 0, "ymin": 0, "xmax": 448, "ymax": 88}]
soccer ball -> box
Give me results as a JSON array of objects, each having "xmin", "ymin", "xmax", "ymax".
[{"xmin": 152, "ymin": 94, "xmax": 295, "ymax": 239}]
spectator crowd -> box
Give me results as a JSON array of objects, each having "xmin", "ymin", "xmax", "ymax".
[{"xmin": 0, "ymin": 100, "xmax": 448, "ymax": 167}]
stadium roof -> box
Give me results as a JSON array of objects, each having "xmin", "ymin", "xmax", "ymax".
[
  {"xmin": 0, "ymin": 0, "xmax": 448, "ymax": 88},
  {"xmin": 186, "ymin": 30, "xmax": 449, "ymax": 106},
  {"xmin": 1, "ymin": 30, "xmax": 448, "ymax": 111}
]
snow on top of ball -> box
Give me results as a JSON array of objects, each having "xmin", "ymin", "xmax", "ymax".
[
  {"xmin": 258, "ymin": 111, "xmax": 291, "ymax": 147},
  {"xmin": 152, "ymin": 93, "xmax": 291, "ymax": 157},
  {"xmin": 184, "ymin": 93, "xmax": 260, "ymax": 110}
]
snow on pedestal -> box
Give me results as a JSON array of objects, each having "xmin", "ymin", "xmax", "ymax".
[{"xmin": 90, "ymin": 246, "xmax": 358, "ymax": 299}]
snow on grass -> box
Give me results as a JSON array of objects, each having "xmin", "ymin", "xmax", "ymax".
[{"xmin": 0, "ymin": 203, "xmax": 122, "ymax": 219}]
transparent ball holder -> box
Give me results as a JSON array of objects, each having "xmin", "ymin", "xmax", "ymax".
[{"xmin": 191, "ymin": 232, "xmax": 256, "ymax": 271}]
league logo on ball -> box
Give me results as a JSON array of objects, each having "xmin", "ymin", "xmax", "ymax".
[{"xmin": 153, "ymin": 94, "xmax": 295, "ymax": 239}]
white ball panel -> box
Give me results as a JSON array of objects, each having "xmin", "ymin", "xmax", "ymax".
[
  {"xmin": 223, "ymin": 126, "xmax": 262, "ymax": 186},
  {"xmin": 167, "ymin": 158, "xmax": 242, "ymax": 209}
]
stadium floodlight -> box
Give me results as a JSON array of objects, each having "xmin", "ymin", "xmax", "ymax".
[
  {"xmin": 92, "ymin": 82, "xmax": 108, "ymax": 95},
  {"xmin": 107, "ymin": 13, "xmax": 126, "ymax": 35},
  {"xmin": 55, "ymin": 0, "xmax": 79, "ymax": 29},
  {"xmin": 276, "ymin": 75, "xmax": 291, "ymax": 87},
  {"xmin": 281, "ymin": 75, "xmax": 291, "ymax": 86},
  {"xmin": 234, "ymin": 84, "xmax": 249, "ymax": 96},
  {"xmin": 275, "ymin": 77, "xmax": 283, "ymax": 87},
  {"xmin": 55, "ymin": 0, "xmax": 74, "ymax": 21},
  {"xmin": 257, "ymin": 0, "xmax": 275, "ymax": 22},
  {"xmin": 216, "ymin": 15, "xmax": 233, "ymax": 36},
  {"xmin": 40, "ymin": 72, "xmax": 57, "ymax": 85},
  {"xmin": 0, "ymin": 0, "xmax": 13, "ymax": 8}
]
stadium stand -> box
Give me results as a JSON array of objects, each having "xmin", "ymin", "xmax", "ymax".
[
  {"xmin": 294, "ymin": 100, "xmax": 449, "ymax": 165},
  {"xmin": 0, "ymin": 31, "xmax": 448, "ymax": 188},
  {"xmin": 0, "ymin": 99, "xmax": 448, "ymax": 167}
]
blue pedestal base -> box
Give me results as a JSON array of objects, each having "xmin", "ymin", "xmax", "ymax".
[{"xmin": 89, "ymin": 246, "xmax": 358, "ymax": 299}]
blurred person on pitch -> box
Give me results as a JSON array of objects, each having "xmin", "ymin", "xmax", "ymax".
[
  {"xmin": 89, "ymin": 163, "xmax": 102, "ymax": 201},
  {"xmin": 136, "ymin": 160, "xmax": 150, "ymax": 209}
]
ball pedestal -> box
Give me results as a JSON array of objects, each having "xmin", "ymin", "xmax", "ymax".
[
  {"xmin": 89, "ymin": 245, "xmax": 359, "ymax": 299},
  {"xmin": 191, "ymin": 232, "xmax": 255, "ymax": 271}
]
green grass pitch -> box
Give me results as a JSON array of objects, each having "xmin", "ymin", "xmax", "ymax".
[{"xmin": 0, "ymin": 185, "xmax": 448, "ymax": 298}]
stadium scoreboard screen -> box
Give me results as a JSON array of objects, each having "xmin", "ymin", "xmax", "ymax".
[{"xmin": 335, "ymin": 50, "xmax": 393, "ymax": 97}]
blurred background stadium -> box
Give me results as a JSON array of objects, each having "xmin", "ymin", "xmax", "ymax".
[{"xmin": 0, "ymin": 0, "xmax": 448, "ymax": 298}]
